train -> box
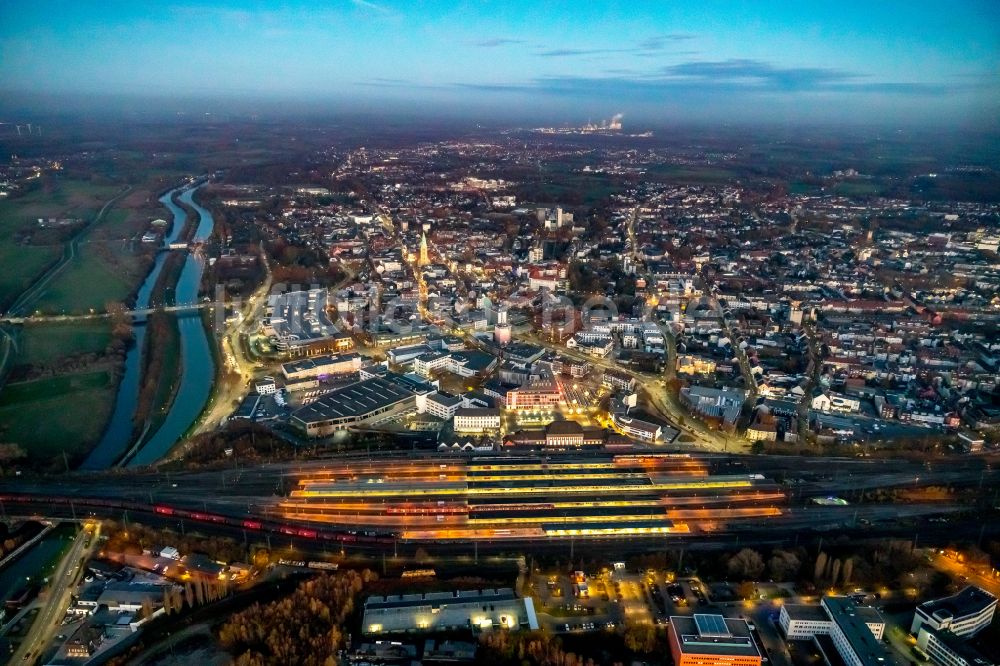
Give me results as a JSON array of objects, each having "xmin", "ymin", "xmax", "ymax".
[{"xmin": 0, "ymin": 493, "xmax": 394, "ymax": 547}]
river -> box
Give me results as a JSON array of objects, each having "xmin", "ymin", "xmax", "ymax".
[{"xmin": 80, "ymin": 182, "xmax": 216, "ymax": 469}]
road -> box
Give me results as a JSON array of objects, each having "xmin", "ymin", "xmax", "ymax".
[
  {"xmin": 187, "ymin": 242, "xmax": 273, "ymax": 440},
  {"xmin": 10, "ymin": 523, "xmax": 100, "ymax": 666},
  {"xmin": 928, "ymin": 551, "xmax": 1000, "ymax": 597}
]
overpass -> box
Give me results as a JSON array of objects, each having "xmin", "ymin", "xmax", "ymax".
[{"xmin": 1, "ymin": 301, "xmax": 223, "ymax": 324}]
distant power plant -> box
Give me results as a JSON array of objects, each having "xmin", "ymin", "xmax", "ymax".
[
  {"xmin": 581, "ymin": 113, "xmax": 623, "ymax": 132},
  {"xmin": 534, "ymin": 113, "xmax": 639, "ymax": 136}
]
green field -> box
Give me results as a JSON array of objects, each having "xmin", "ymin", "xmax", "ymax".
[
  {"xmin": 647, "ymin": 164, "xmax": 739, "ymax": 184},
  {"xmin": 0, "ymin": 246, "xmax": 62, "ymax": 307},
  {"xmin": 0, "ymin": 178, "xmax": 123, "ymax": 308},
  {"xmin": 0, "ymin": 370, "xmax": 115, "ymax": 463},
  {"xmin": 832, "ymin": 180, "xmax": 880, "ymax": 197},
  {"xmin": 0, "ymin": 179, "xmax": 119, "ymax": 237},
  {"xmin": 32, "ymin": 246, "xmax": 149, "ymax": 314},
  {"xmin": 15, "ymin": 320, "xmax": 113, "ymax": 366}
]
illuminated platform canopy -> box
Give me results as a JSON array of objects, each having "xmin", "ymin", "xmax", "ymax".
[{"xmin": 279, "ymin": 453, "xmax": 785, "ymax": 542}]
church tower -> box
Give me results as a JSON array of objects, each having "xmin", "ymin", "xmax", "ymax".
[{"xmin": 419, "ymin": 232, "xmax": 429, "ymax": 265}]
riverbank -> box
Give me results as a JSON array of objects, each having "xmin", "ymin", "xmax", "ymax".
[
  {"xmin": 81, "ymin": 181, "xmax": 207, "ymax": 471},
  {"xmin": 126, "ymin": 181, "xmax": 216, "ymax": 468}
]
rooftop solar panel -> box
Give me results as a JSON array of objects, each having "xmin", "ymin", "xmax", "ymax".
[{"xmin": 694, "ymin": 614, "xmax": 731, "ymax": 638}]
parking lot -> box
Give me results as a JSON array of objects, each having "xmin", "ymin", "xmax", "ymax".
[{"xmin": 524, "ymin": 567, "xmax": 806, "ymax": 666}]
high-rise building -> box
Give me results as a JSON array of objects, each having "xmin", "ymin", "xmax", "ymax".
[{"xmin": 494, "ymin": 306, "xmax": 512, "ymax": 345}]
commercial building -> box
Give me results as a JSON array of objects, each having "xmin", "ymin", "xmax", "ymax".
[
  {"xmin": 362, "ymin": 589, "xmax": 538, "ymax": 634},
  {"xmin": 680, "ymin": 386, "xmax": 747, "ymax": 431},
  {"xmin": 264, "ymin": 289, "xmax": 352, "ymax": 357},
  {"xmin": 779, "ymin": 597, "xmax": 887, "ymax": 666},
  {"xmin": 506, "ymin": 382, "xmax": 563, "ymax": 410},
  {"xmin": 424, "ymin": 391, "xmax": 465, "ymax": 420},
  {"xmin": 779, "ymin": 604, "xmax": 835, "ymax": 639},
  {"xmin": 254, "ymin": 376, "xmax": 277, "ymax": 395},
  {"xmin": 667, "ymin": 614, "xmax": 762, "ymax": 666},
  {"xmin": 915, "ymin": 625, "xmax": 995, "ymax": 666},
  {"xmin": 414, "ymin": 350, "xmax": 497, "ymax": 379},
  {"xmin": 602, "ymin": 370, "xmax": 636, "ymax": 392},
  {"xmin": 910, "ymin": 586, "xmax": 997, "ymax": 639},
  {"xmin": 281, "ymin": 353, "xmax": 362, "ymax": 381},
  {"xmin": 453, "ymin": 407, "xmax": 501, "ymax": 432},
  {"xmin": 822, "ymin": 596, "xmax": 888, "ymax": 666},
  {"xmin": 612, "ymin": 412, "xmax": 664, "ymax": 442},
  {"xmin": 290, "ymin": 372, "xmax": 434, "ymax": 437}
]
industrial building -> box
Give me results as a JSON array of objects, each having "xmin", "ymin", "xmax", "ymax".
[
  {"xmin": 289, "ymin": 372, "xmax": 434, "ymax": 437},
  {"xmin": 667, "ymin": 614, "xmax": 762, "ymax": 666},
  {"xmin": 362, "ymin": 588, "xmax": 538, "ymax": 634}
]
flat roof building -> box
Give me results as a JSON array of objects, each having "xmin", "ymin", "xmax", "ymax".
[
  {"xmin": 821, "ymin": 596, "xmax": 888, "ymax": 666},
  {"xmin": 290, "ymin": 372, "xmax": 433, "ymax": 437},
  {"xmin": 282, "ymin": 353, "xmax": 362, "ymax": 381},
  {"xmin": 916, "ymin": 625, "xmax": 995, "ymax": 666},
  {"xmin": 779, "ymin": 598, "xmax": 887, "ymax": 666},
  {"xmin": 780, "ymin": 603, "xmax": 835, "ymax": 640},
  {"xmin": 264, "ymin": 289, "xmax": 352, "ymax": 356},
  {"xmin": 454, "ymin": 407, "xmax": 501, "ymax": 432},
  {"xmin": 362, "ymin": 588, "xmax": 538, "ymax": 634},
  {"xmin": 911, "ymin": 586, "xmax": 997, "ymax": 639},
  {"xmin": 668, "ymin": 614, "xmax": 762, "ymax": 666}
]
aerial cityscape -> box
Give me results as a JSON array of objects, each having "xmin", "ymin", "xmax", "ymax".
[{"xmin": 0, "ymin": 1, "xmax": 998, "ymax": 665}]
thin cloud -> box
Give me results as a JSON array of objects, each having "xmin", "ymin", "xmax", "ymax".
[
  {"xmin": 476, "ymin": 38, "xmax": 526, "ymax": 48},
  {"xmin": 350, "ymin": 0, "xmax": 396, "ymax": 16},
  {"xmin": 537, "ymin": 34, "xmax": 698, "ymax": 58},
  {"xmin": 638, "ymin": 33, "xmax": 696, "ymax": 50},
  {"xmin": 453, "ymin": 60, "xmax": 955, "ymax": 98},
  {"xmin": 537, "ymin": 48, "xmax": 630, "ymax": 57},
  {"xmin": 662, "ymin": 59, "xmax": 853, "ymax": 90}
]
